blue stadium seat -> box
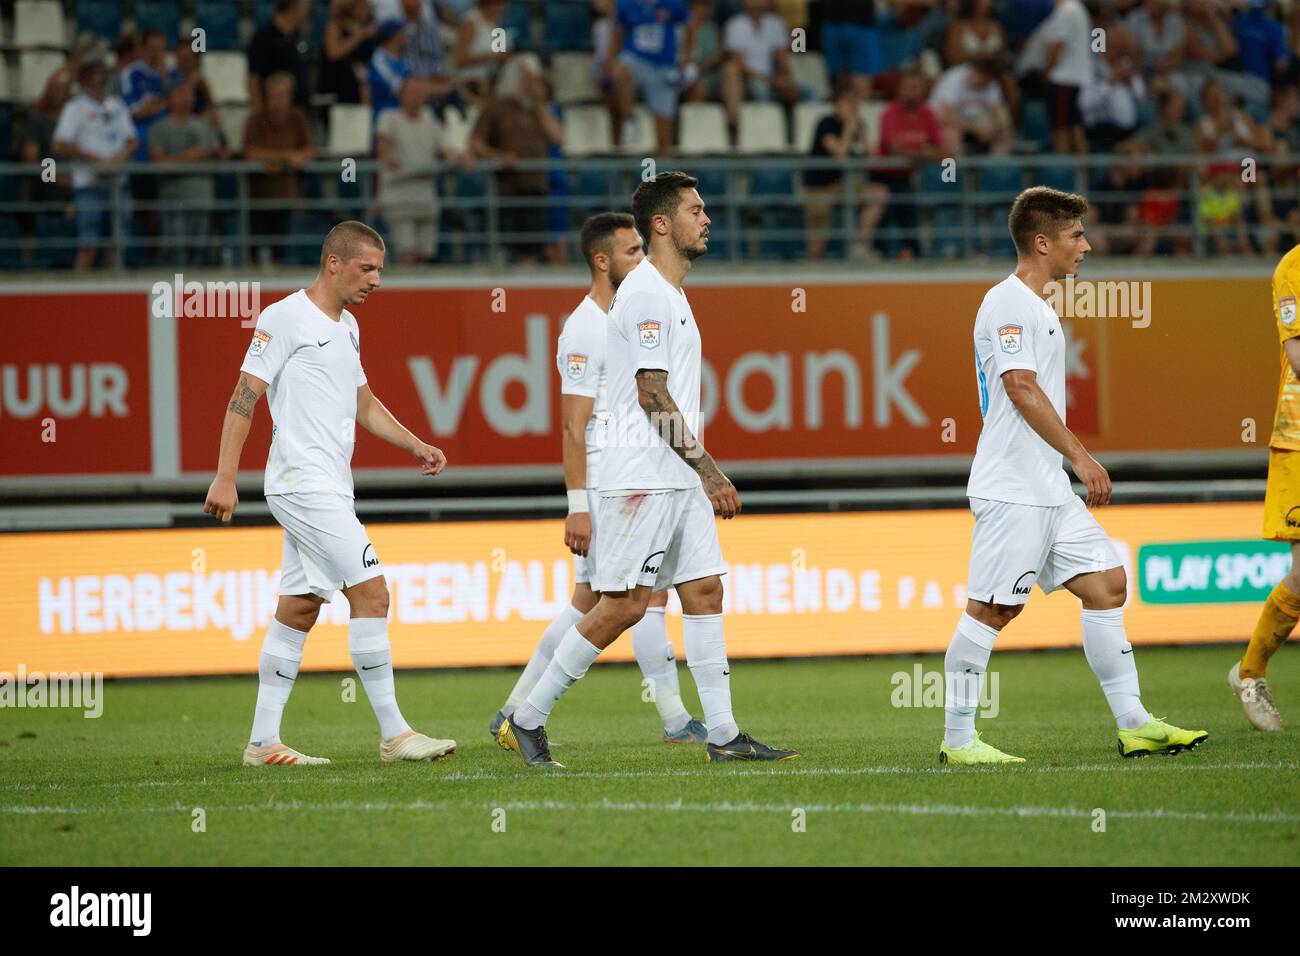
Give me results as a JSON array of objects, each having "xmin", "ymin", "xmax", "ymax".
[
  {"xmin": 544, "ymin": 1, "xmax": 594, "ymax": 52},
  {"xmin": 918, "ymin": 164, "xmax": 964, "ymax": 258},
  {"xmin": 979, "ymin": 161, "xmax": 1023, "ymax": 201},
  {"xmin": 36, "ymin": 213, "xmax": 77, "ymax": 270},
  {"xmin": 134, "ymin": 0, "xmax": 181, "ymax": 44},
  {"xmin": 1037, "ymin": 166, "xmax": 1078, "ymax": 193},
  {"xmin": 76, "ymin": 0, "xmax": 122, "ymax": 44},
  {"xmin": 252, "ymin": 0, "xmax": 277, "ymax": 28},
  {"xmin": 1020, "ymin": 99, "xmax": 1050, "ymax": 149},
  {"xmin": 0, "ymin": 105, "xmax": 11, "ymax": 161},
  {"xmin": 502, "ymin": 2, "xmax": 534, "ymax": 52},
  {"xmin": 193, "ymin": 1, "xmax": 242, "ymax": 51}
]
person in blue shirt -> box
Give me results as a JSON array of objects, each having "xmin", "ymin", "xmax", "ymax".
[
  {"xmin": 1232, "ymin": 0, "xmax": 1290, "ymax": 83},
  {"xmin": 601, "ymin": 0, "xmax": 695, "ymax": 153},
  {"xmin": 369, "ymin": 19, "xmax": 412, "ymax": 125},
  {"xmin": 120, "ymin": 28, "xmax": 173, "ymax": 161}
]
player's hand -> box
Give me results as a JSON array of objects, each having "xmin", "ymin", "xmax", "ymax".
[
  {"xmin": 564, "ymin": 512, "xmax": 592, "ymax": 556},
  {"xmin": 203, "ymin": 476, "xmax": 238, "ymax": 523},
  {"xmin": 1071, "ymin": 452, "xmax": 1111, "ymax": 507},
  {"xmin": 413, "ymin": 441, "xmax": 447, "ymax": 476},
  {"xmin": 704, "ymin": 471, "xmax": 741, "ymax": 519}
]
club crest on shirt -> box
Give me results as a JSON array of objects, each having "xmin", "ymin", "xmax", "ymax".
[
  {"xmin": 638, "ymin": 319, "xmax": 661, "ymax": 349},
  {"xmin": 1280, "ymin": 295, "xmax": 1297, "ymax": 325},
  {"xmin": 565, "ymin": 352, "xmax": 588, "ymax": 380},
  {"xmin": 248, "ymin": 329, "xmax": 271, "ymax": 356},
  {"xmin": 997, "ymin": 323, "xmax": 1022, "ymax": 354}
]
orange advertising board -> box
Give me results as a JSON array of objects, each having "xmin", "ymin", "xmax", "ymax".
[{"xmin": 0, "ymin": 502, "xmax": 1273, "ymax": 679}]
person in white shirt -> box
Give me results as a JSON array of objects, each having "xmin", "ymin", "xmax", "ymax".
[
  {"xmin": 721, "ymin": 0, "xmax": 799, "ymax": 136},
  {"xmin": 1021, "ymin": 0, "xmax": 1093, "ymax": 154},
  {"xmin": 498, "ymin": 171, "xmax": 797, "ymax": 767},
  {"xmin": 204, "ymin": 221, "xmax": 458, "ymax": 767},
  {"xmin": 939, "ymin": 186, "xmax": 1207, "ymax": 765},
  {"xmin": 929, "ymin": 59, "xmax": 1012, "ymax": 155},
  {"xmin": 490, "ymin": 212, "xmax": 710, "ymax": 747},
  {"xmin": 52, "ymin": 58, "xmax": 137, "ymax": 271}
]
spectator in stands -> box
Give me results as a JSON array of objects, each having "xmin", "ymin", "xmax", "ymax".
[
  {"xmin": 52, "ymin": 59, "xmax": 137, "ymax": 271},
  {"xmin": 820, "ymin": 0, "xmax": 880, "ymax": 96},
  {"xmin": 173, "ymin": 43, "xmax": 220, "ymax": 134},
  {"xmin": 1266, "ymin": 85, "xmax": 1300, "ymax": 155},
  {"xmin": 1232, "ymin": 0, "xmax": 1289, "ymax": 84},
  {"xmin": 802, "ymin": 82, "xmax": 880, "ymax": 261},
  {"xmin": 721, "ymin": 0, "xmax": 802, "ymax": 143},
  {"xmin": 455, "ymin": 0, "xmax": 512, "ymax": 102},
  {"xmin": 149, "ymin": 84, "xmax": 222, "ymax": 267},
  {"xmin": 1124, "ymin": 0, "xmax": 1186, "ymax": 80},
  {"xmin": 681, "ymin": 0, "xmax": 727, "ymax": 104},
  {"xmin": 1194, "ymin": 79, "xmax": 1268, "ymax": 156},
  {"xmin": 370, "ymin": 20, "xmax": 412, "ymax": 121},
  {"xmin": 1079, "ymin": 30, "xmax": 1145, "ymax": 152},
  {"xmin": 1086, "ymin": 141, "xmax": 1144, "ymax": 257},
  {"xmin": 1133, "ymin": 165, "xmax": 1190, "ymax": 257},
  {"xmin": 603, "ymin": 0, "xmax": 696, "ymax": 153},
  {"xmin": 930, "ymin": 57, "xmax": 1012, "ymax": 154},
  {"xmin": 875, "ymin": 66, "xmax": 943, "ymax": 261},
  {"xmin": 1130, "ymin": 87, "xmax": 1196, "ymax": 157},
  {"xmin": 469, "ymin": 54, "xmax": 563, "ymax": 264},
  {"xmin": 376, "ymin": 77, "xmax": 474, "ymax": 264},
  {"xmin": 1184, "ymin": 0, "xmax": 1238, "ymax": 76},
  {"xmin": 320, "ymin": 0, "xmax": 379, "ymax": 106},
  {"xmin": 243, "ymin": 72, "xmax": 315, "ymax": 266},
  {"xmin": 248, "ymin": 0, "xmax": 311, "ymax": 113},
  {"xmin": 121, "ymin": 29, "xmax": 173, "ymax": 162},
  {"xmin": 1019, "ymin": 0, "xmax": 1091, "ymax": 154},
  {"xmin": 110, "ymin": 33, "xmax": 140, "ymax": 98},
  {"xmin": 944, "ymin": 0, "xmax": 1006, "ymax": 66},
  {"xmin": 401, "ymin": 0, "xmax": 459, "ymax": 106},
  {"xmin": 18, "ymin": 71, "xmax": 73, "ymax": 265},
  {"xmin": 1198, "ymin": 162, "xmax": 1251, "ymax": 254}
]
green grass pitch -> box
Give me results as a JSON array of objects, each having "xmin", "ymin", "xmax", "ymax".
[{"xmin": 2, "ymin": 645, "xmax": 1296, "ymax": 866}]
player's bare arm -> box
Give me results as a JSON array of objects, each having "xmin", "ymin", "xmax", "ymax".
[
  {"xmin": 1002, "ymin": 368, "xmax": 1111, "ymax": 507},
  {"xmin": 560, "ymin": 393, "xmax": 594, "ymax": 556},
  {"xmin": 1284, "ymin": 337, "xmax": 1300, "ymax": 376},
  {"xmin": 204, "ymin": 372, "xmax": 269, "ymax": 523},
  {"xmin": 636, "ymin": 368, "xmax": 741, "ymax": 519},
  {"xmin": 355, "ymin": 383, "xmax": 446, "ymax": 476}
]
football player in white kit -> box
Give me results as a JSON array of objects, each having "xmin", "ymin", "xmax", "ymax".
[
  {"xmin": 489, "ymin": 213, "xmax": 710, "ymax": 745},
  {"xmin": 497, "ymin": 171, "xmax": 798, "ymax": 766},
  {"xmin": 941, "ymin": 187, "xmax": 1207, "ymax": 764},
  {"xmin": 204, "ymin": 221, "xmax": 458, "ymax": 766}
]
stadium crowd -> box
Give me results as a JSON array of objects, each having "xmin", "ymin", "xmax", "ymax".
[{"xmin": 5, "ymin": 0, "xmax": 1300, "ymax": 268}]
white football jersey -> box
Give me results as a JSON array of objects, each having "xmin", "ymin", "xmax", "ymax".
[
  {"xmin": 967, "ymin": 274, "xmax": 1074, "ymax": 506},
  {"xmin": 556, "ymin": 295, "xmax": 610, "ymax": 486},
  {"xmin": 240, "ymin": 289, "xmax": 367, "ymax": 498},
  {"xmin": 598, "ymin": 257, "xmax": 703, "ymax": 493}
]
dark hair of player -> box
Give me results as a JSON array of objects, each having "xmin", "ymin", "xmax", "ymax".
[
  {"xmin": 632, "ymin": 170, "xmax": 700, "ymax": 245},
  {"xmin": 320, "ymin": 220, "xmax": 386, "ymax": 269},
  {"xmin": 579, "ymin": 212, "xmax": 637, "ymax": 268},
  {"xmin": 1008, "ymin": 186, "xmax": 1088, "ymax": 257}
]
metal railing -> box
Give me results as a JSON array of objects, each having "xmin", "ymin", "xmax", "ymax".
[{"xmin": 0, "ymin": 151, "xmax": 1293, "ymax": 269}]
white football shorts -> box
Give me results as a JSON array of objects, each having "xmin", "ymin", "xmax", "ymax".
[
  {"xmin": 267, "ymin": 491, "xmax": 385, "ymax": 600},
  {"xmin": 590, "ymin": 486, "xmax": 726, "ymax": 593},
  {"xmin": 966, "ymin": 494, "xmax": 1121, "ymax": 605}
]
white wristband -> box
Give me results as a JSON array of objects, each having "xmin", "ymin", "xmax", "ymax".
[{"xmin": 567, "ymin": 490, "xmax": 589, "ymax": 514}]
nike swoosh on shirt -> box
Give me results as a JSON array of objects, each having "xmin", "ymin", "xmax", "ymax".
[
  {"xmin": 317, "ymin": 339, "xmax": 330, "ymax": 347},
  {"xmin": 1121, "ymin": 648, "xmax": 1132, "ymax": 654},
  {"xmin": 679, "ymin": 317, "xmax": 686, "ymax": 325},
  {"xmin": 1048, "ymin": 329, "xmax": 1056, "ymax": 335}
]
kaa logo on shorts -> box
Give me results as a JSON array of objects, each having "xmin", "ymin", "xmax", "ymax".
[
  {"xmin": 640, "ymin": 550, "xmax": 665, "ymax": 575},
  {"xmin": 362, "ymin": 543, "xmax": 379, "ymax": 568},
  {"xmin": 1011, "ymin": 571, "xmax": 1035, "ymax": 596},
  {"xmin": 638, "ymin": 320, "xmax": 661, "ymax": 349}
]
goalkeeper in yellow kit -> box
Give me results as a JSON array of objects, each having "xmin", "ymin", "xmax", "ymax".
[{"xmin": 1231, "ymin": 244, "xmax": 1300, "ymax": 731}]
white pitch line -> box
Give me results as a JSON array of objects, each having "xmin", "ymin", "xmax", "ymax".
[
  {"xmin": 2, "ymin": 798, "xmax": 1298, "ymax": 825},
  {"xmin": 1, "ymin": 760, "xmax": 1295, "ymax": 794}
]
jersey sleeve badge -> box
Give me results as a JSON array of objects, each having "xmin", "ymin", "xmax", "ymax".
[
  {"xmin": 638, "ymin": 319, "xmax": 661, "ymax": 349},
  {"xmin": 1279, "ymin": 295, "xmax": 1297, "ymax": 326},
  {"xmin": 565, "ymin": 352, "xmax": 589, "ymax": 380},
  {"xmin": 997, "ymin": 323, "xmax": 1022, "ymax": 354},
  {"xmin": 248, "ymin": 329, "xmax": 272, "ymax": 356}
]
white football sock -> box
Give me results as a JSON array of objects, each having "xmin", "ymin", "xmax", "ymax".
[
  {"xmin": 682, "ymin": 613, "xmax": 739, "ymax": 745},
  {"xmin": 1081, "ymin": 607, "xmax": 1150, "ymax": 730},
  {"xmin": 250, "ymin": 619, "xmax": 308, "ymax": 746},
  {"xmin": 503, "ymin": 603, "xmax": 583, "ymax": 717},
  {"xmin": 513, "ymin": 625, "xmax": 602, "ymax": 730},
  {"xmin": 943, "ymin": 612, "xmax": 998, "ymax": 749},
  {"xmin": 631, "ymin": 606, "xmax": 690, "ymax": 733},
  {"xmin": 349, "ymin": 617, "xmax": 411, "ymax": 740}
]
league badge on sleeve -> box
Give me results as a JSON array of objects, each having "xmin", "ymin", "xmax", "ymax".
[
  {"xmin": 638, "ymin": 319, "xmax": 661, "ymax": 349},
  {"xmin": 248, "ymin": 329, "xmax": 272, "ymax": 356},
  {"xmin": 998, "ymin": 324, "xmax": 1022, "ymax": 354},
  {"xmin": 565, "ymin": 352, "xmax": 588, "ymax": 381},
  {"xmin": 1280, "ymin": 295, "xmax": 1297, "ymax": 326}
]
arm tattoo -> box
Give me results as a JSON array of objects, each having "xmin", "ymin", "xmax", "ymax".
[
  {"xmin": 227, "ymin": 375, "xmax": 259, "ymax": 420},
  {"xmin": 635, "ymin": 369, "xmax": 719, "ymax": 480}
]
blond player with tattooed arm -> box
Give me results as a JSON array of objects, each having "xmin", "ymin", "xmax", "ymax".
[{"xmin": 204, "ymin": 220, "xmax": 457, "ymax": 767}]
